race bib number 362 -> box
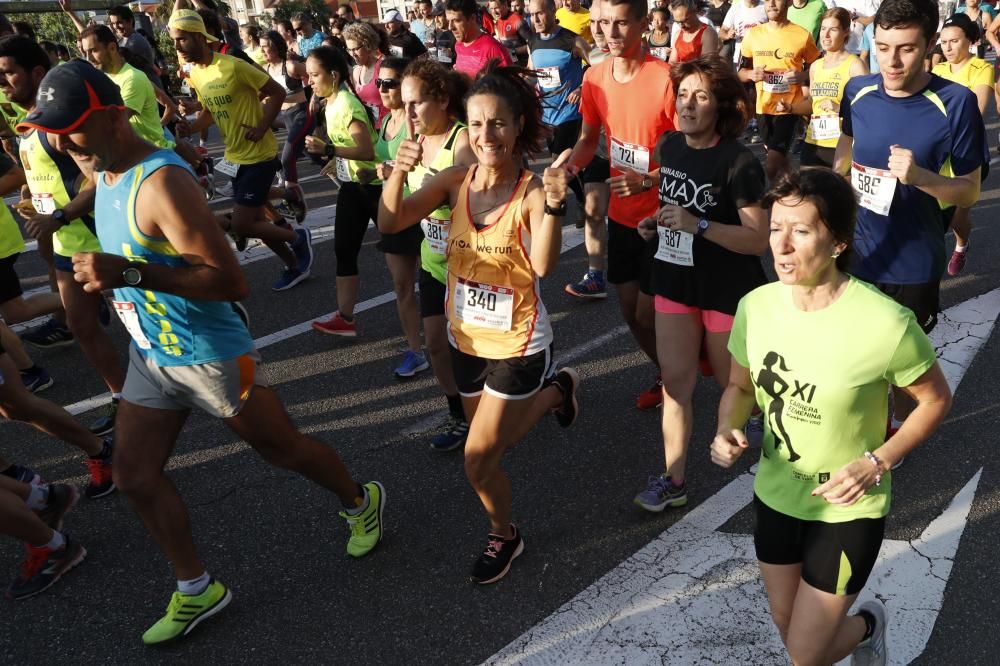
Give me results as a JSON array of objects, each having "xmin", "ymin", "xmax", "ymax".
[
  {"xmin": 454, "ymin": 277, "xmax": 514, "ymax": 331},
  {"xmin": 762, "ymin": 71, "xmax": 790, "ymax": 93},
  {"xmin": 851, "ymin": 162, "xmax": 897, "ymax": 216}
]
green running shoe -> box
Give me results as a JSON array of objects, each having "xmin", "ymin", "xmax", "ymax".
[
  {"xmin": 141, "ymin": 579, "xmax": 232, "ymax": 645},
  {"xmin": 339, "ymin": 481, "xmax": 386, "ymax": 557}
]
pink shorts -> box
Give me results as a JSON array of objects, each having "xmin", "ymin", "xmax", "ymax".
[{"xmin": 654, "ymin": 296, "xmax": 735, "ymax": 334}]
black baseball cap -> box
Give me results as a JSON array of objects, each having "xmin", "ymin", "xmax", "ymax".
[
  {"xmin": 16, "ymin": 60, "xmax": 124, "ymax": 135},
  {"xmin": 941, "ymin": 13, "xmax": 980, "ymax": 43}
]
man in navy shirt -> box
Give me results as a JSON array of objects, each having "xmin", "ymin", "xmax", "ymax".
[{"xmin": 835, "ymin": 0, "xmax": 988, "ymax": 431}]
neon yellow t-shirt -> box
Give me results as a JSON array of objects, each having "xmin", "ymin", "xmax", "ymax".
[
  {"xmin": 324, "ymin": 86, "xmax": 377, "ymax": 183},
  {"xmin": 729, "ymin": 277, "xmax": 936, "ymax": 523},
  {"xmin": 0, "ymin": 89, "xmax": 27, "ymax": 135},
  {"xmin": 188, "ymin": 52, "xmax": 278, "ymax": 165},
  {"xmin": 246, "ymin": 46, "xmax": 267, "ymax": 68},
  {"xmin": 932, "ymin": 56, "xmax": 995, "ymax": 91},
  {"xmin": 0, "ymin": 153, "xmax": 25, "ymax": 259},
  {"xmin": 556, "ymin": 7, "xmax": 592, "ymax": 43},
  {"xmin": 107, "ymin": 63, "xmax": 174, "ymax": 150}
]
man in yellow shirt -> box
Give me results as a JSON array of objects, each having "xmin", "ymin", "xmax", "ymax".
[
  {"xmin": 556, "ymin": 0, "xmax": 592, "ymax": 44},
  {"xmin": 739, "ymin": 0, "xmax": 820, "ymax": 181},
  {"xmin": 169, "ymin": 10, "xmax": 314, "ymax": 291}
]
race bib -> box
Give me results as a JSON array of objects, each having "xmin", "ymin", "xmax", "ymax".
[
  {"xmin": 336, "ymin": 157, "xmax": 351, "ymax": 182},
  {"xmin": 421, "ymin": 218, "xmax": 449, "ymax": 255},
  {"xmin": 389, "ymin": 45, "xmax": 404, "ymax": 57},
  {"xmin": 113, "ymin": 301, "xmax": 152, "ymax": 350},
  {"xmin": 809, "ymin": 114, "xmax": 840, "ymax": 142},
  {"xmin": 453, "ymin": 277, "xmax": 514, "ymax": 331},
  {"xmin": 215, "ymin": 158, "xmax": 239, "ymax": 178},
  {"xmin": 31, "ymin": 193, "xmax": 56, "ymax": 215},
  {"xmin": 180, "ymin": 79, "xmax": 191, "ymax": 95},
  {"xmin": 436, "ymin": 50, "xmax": 452, "ymax": 63},
  {"xmin": 537, "ymin": 66, "xmax": 562, "ymax": 89},
  {"xmin": 365, "ymin": 102, "xmax": 381, "ymax": 119},
  {"xmin": 654, "ymin": 224, "xmax": 694, "ymax": 266},
  {"xmin": 762, "ymin": 71, "xmax": 790, "ymax": 93},
  {"xmin": 650, "ymin": 46, "xmax": 669, "ymax": 61},
  {"xmin": 970, "ymin": 42, "xmax": 979, "ymax": 54},
  {"xmin": 851, "ymin": 162, "xmax": 897, "ymax": 216},
  {"xmin": 610, "ymin": 138, "xmax": 650, "ymax": 173}
]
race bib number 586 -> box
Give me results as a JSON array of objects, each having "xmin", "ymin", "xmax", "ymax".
[{"xmin": 851, "ymin": 162, "xmax": 897, "ymax": 216}]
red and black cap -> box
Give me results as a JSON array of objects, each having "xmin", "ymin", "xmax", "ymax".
[{"xmin": 16, "ymin": 60, "xmax": 124, "ymax": 135}]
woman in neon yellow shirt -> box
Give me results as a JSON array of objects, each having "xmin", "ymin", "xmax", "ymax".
[
  {"xmin": 711, "ymin": 169, "xmax": 951, "ymax": 666},
  {"xmin": 932, "ymin": 13, "xmax": 993, "ymax": 276}
]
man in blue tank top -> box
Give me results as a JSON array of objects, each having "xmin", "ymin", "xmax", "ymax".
[{"xmin": 24, "ymin": 61, "xmax": 387, "ymax": 646}]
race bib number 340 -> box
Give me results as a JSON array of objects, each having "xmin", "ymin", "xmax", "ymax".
[
  {"xmin": 610, "ymin": 138, "xmax": 650, "ymax": 173},
  {"xmin": 454, "ymin": 277, "xmax": 514, "ymax": 331},
  {"xmin": 851, "ymin": 162, "xmax": 897, "ymax": 216}
]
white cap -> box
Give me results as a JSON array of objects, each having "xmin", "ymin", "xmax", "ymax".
[{"xmin": 384, "ymin": 8, "xmax": 404, "ymax": 23}]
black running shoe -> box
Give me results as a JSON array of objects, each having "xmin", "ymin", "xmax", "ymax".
[
  {"xmin": 6, "ymin": 537, "xmax": 87, "ymax": 600},
  {"xmin": 21, "ymin": 318, "xmax": 74, "ymax": 348},
  {"xmin": 37, "ymin": 483, "xmax": 79, "ymax": 530},
  {"xmin": 88, "ymin": 400, "xmax": 118, "ymax": 437},
  {"xmin": 551, "ymin": 367, "xmax": 579, "ymax": 428},
  {"xmin": 470, "ymin": 525, "xmax": 524, "ymax": 585}
]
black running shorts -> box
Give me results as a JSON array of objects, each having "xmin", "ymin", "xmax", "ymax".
[{"xmin": 450, "ymin": 344, "xmax": 554, "ymax": 400}]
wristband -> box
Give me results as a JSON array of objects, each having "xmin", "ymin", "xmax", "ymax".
[
  {"xmin": 544, "ymin": 200, "xmax": 567, "ymax": 217},
  {"xmin": 863, "ymin": 451, "xmax": 883, "ymax": 486},
  {"xmin": 325, "ymin": 143, "xmax": 336, "ymax": 158}
]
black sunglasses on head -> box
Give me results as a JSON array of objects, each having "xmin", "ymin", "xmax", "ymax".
[{"xmin": 375, "ymin": 78, "xmax": 401, "ymax": 90}]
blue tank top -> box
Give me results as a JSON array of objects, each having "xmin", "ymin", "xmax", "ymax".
[
  {"xmin": 528, "ymin": 28, "xmax": 583, "ymax": 126},
  {"xmin": 95, "ymin": 149, "xmax": 253, "ymax": 366}
]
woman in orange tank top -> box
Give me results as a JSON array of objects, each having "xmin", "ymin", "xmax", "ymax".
[
  {"xmin": 379, "ymin": 63, "xmax": 581, "ymax": 585},
  {"xmin": 669, "ymin": 0, "xmax": 720, "ymax": 64}
]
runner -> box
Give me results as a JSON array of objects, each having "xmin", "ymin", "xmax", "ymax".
[
  {"xmin": 738, "ymin": 0, "xmax": 820, "ymax": 182},
  {"xmin": 446, "ymin": 0, "xmax": 514, "ymax": 79},
  {"xmin": 412, "ymin": 0, "xmax": 438, "ymax": 45},
  {"xmin": 711, "ymin": 167, "xmax": 952, "ymax": 666},
  {"xmin": 307, "ymin": 46, "xmax": 381, "ymax": 338},
  {"xmin": 526, "ymin": 0, "xmax": 590, "ymax": 208},
  {"xmin": 345, "ymin": 22, "xmax": 388, "ymax": 124},
  {"xmin": 432, "ymin": 3, "xmax": 458, "ymax": 67},
  {"xmin": 834, "ymin": 0, "xmax": 988, "ymax": 441},
  {"xmin": 826, "ymin": 0, "xmax": 878, "ymax": 55},
  {"xmin": 379, "ymin": 63, "xmax": 580, "ymax": 583},
  {"xmin": 368, "ymin": 56, "xmax": 430, "ymax": 378},
  {"xmin": 788, "ymin": 0, "xmax": 827, "ymax": 43},
  {"xmin": 240, "ymin": 24, "xmax": 266, "ymax": 67},
  {"xmin": 488, "ymin": 0, "xmax": 531, "ymax": 65},
  {"xmin": 721, "ymin": 0, "xmax": 766, "ymax": 142},
  {"xmin": 561, "ymin": 0, "xmax": 677, "ymax": 410},
  {"xmin": 646, "ymin": 7, "xmax": 672, "ymax": 61},
  {"xmin": 2, "ymin": 474, "xmax": 85, "ymax": 600},
  {"xmin": 634, "ymin": 56, "xmax": 767, "ymax": 512},
  {"xmin": 383, "ymin": 9, "xmax": 429, "ymax": 58},
  {"xmin": 168, "ymin": 10, "xmax": 314, "ymax": 292},
  {"xmin": 556, "ymin": 0, "xmax": 593, "ymax": 43},
  {"xmin": 24, "ymin": 59, "xmax": 385, "ymax": 642},
  {"xmin": 931, "ymin": 13, "xmax": 993, "ymax": 276},
  {"xmin": 397, "ymin": 58, "xmax": 477, "ymax": 449},
  {"xmin": 670, "ymin": 0, "xmax": 720, "ymax": 63},
  {"xmin": 0, "ymin": 35, "xmax": 126, "ymax": 436},
  {"xmin": 259, "ymin": 29, "xmax": 311, "ymax": 223},
  {"xmin": 292, "ymin": 12, "xmax": 325, "ymax": 58},
  {"xmin": 564, "ymin": 0, "xmax": 612, "ymax": 301},
  {"xmin": 794, "ymin": 8, "xmax": 867, "ymax": 169}
]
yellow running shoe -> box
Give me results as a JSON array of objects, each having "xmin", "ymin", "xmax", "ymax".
[
  {"xmin": 141, "ymin": 579, "xmax": 232, "ymax": 645},
  {"xmin": 339, "ymin": 481, "xmax": 386, "ymax": 557}
]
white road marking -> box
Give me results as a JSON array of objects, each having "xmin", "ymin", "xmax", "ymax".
[
  {"xmin": 487, "ymin": 288, "xmax": 1000, "ymax": 666},
  {"xmin": 53, "ymin": 225, "xmax": 586, "ymax": 417}
]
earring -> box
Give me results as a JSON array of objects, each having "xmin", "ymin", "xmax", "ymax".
[{"xmin": 831, "ymin": 252, "xmax": 841, "ymax": 259}]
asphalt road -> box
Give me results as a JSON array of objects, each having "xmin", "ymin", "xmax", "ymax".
[{"xmin": 0, "ymin": 121, "xmax": 997, "ymax": 665}]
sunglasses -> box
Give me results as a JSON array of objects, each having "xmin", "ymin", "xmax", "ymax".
[{"xmin": 375, "ymin": 78, "xmax": 401, "ymax": 90}]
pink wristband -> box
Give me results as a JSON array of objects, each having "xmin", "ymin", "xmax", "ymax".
[{"xmin": 863, "ymin": 451, "xmax": 883, "ymax": 486}]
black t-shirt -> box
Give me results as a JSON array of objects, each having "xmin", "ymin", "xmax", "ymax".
[
  {"xmin": 706, "ymin": 1, "xmax": 731, "ymax": 28},
  {"xmin": 388, "ymin": 31, "xmax": 429, "ymax": 58},
  {"xmin": 651, "ymin": 132, "xmax": 767, "ymax": 314}
]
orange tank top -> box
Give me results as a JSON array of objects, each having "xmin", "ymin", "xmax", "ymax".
[
  {"xmin": 446, "ymin": 167, "xmax": 553, "ymax": 359},
  {"xmin": 674, "ymin": 24, "xmax": 707, "ymax": 63}
]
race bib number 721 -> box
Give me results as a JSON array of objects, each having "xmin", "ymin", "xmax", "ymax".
[{"xmin": 610, "ymin": 138, "xmax": 650, "ymax": 173}]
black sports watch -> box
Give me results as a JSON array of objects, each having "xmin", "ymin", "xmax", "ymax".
[
  {"xmin": 544, "ymin": 200, "xmax": 567, "ymax": 217},
  {"xmin": 52, "ymin": 209, "xmax": 68, "ymax": 226},
  {"xmin": 122, "ymin": 264, "xmax": 143, "ymax": 287}
]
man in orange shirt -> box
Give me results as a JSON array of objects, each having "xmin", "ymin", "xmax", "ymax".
[
  {"xmin": 556, "ymin": 0, "xmax": 676, "ymax": 410},
  {"xmin": 739, "ymin": 0, "xmax": 820, "ymax": 181}
]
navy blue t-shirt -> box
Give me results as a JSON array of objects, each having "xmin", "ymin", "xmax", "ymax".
[{"xmin": 840, "ymin": 73, "xmax": 988, "ymax": 284}]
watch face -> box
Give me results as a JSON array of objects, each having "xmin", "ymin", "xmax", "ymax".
[{"xmin": 123, "ymin": 267, "xmax": 141, "ymax": 286}]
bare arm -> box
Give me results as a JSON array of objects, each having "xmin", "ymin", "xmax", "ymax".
[
  {"xmin": 566, "ymin": 120, "xmax": 601, "ymax": 174},
  {"xmin": 701, "ymin": 26, "xmax": 719, "ymax": 56},
  {"xmin": 378, "ymin": 162, "xmax": 466, "ymax": 233},
  {"xmin": 973, "ymin": 84, "xmax": 992, "ymax": 117},
  {"xmin": 0, "ymin": 163, "xmax": 25, "ymax": 196},
  {"xmin": 833, "ymin": 132, "xmax": 853, "ymax": 176},
  {"xmin": 256, "ymin": 77, "xmax": 286, "ymax": 135},
  {"xmin": 522, "ymin": 179, "xmax": 563, "ymax": 277},
  {"xmin": 154, "ymin": 86, "xmax": 179, "ymax": 125},
  {"xmin": 57, "ymin": 0, "xmax": 88, "ymax": 34},
  {"xmin": 336, "ymin": 119, "xmax": 375, "ymax": 161},
  {"xmin": 709, "ymin": 361, "xmax": 757, "ymax": 469}
]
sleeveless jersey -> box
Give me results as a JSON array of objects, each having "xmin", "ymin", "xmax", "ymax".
[
  {"xmin": 528, "ymin": 28, "xmax": 584, "ymax": 127},
  {"xmin": 647, "ymin": 32, "xmax": 671, "ymax": 61},
  {"xmin": 375, "ymin": 113, "xmax": 407, "ymax": 163},
  {"xmin": 674, "ymin": 24, "xmax": 708, "ymax": 63},
  {"xmin": 354, "ymin": 58, "xmax": 386, "ymax": 125},
  {"xmin": 95, "ymin": 149, "xmax": 253, "ymax": 366},
  {"xmin": 446, "ymin": 167, "xmax": 552, "ymax": 358},
  {"xmin": 805, "ymin": 55, "xmax": 857, "ymax": 148},
  {"xmin": 407, "ymin": 123, "xmax": 466, "ymax": 285},
  {"xmin": 19, "ymin": 130, "xmax": 100, "ymax": 258}
]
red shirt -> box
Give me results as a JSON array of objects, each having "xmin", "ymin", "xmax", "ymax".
[
  {"xmin": 455, "ymin": 33, "xmax": 513, "ymax": 78},
  {"xmin": 580, "ymin": 56, "xmax": 676, "ymax": 226}
]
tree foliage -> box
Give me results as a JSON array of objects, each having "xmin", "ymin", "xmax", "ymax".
[{"xmin": 6, "ymin": 12, "xmax": 79, "ymax": 47}]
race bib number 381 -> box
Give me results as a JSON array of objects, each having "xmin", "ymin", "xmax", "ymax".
[{"xmin": 454, "ymin": 277, "xmax": 514, "ymax": 331}]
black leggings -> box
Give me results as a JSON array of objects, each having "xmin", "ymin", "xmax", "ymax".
[
  {"xmin": 279, "ymin": 102, "xmax": 315, "ymax": 184},
  {"xmin": 335, "ymin": 181, "xmax": 381, "ymax": 277}
]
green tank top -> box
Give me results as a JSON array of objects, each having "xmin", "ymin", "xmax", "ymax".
[
  {"xmin": 19, "ymin": 131, "xmax": 100, "ymax": 257},
  {"xmin": 375, "ymin": 112, "xmax": 407, "ymax": 163},
  {"xmin": 0, "ymin": 154, "xmax": 25, "ymax": 259},
  {"xmin": 407, "ymin": 123, "xmax": 466, "ymax": 285}
]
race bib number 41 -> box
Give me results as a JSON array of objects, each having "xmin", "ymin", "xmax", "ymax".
[
  {"xmin": 454, "ymin": 277, "xmax": 514, "ymax": 331},
  {"xmin": 851, "ymin": 162, "xmax": 897, "ymax": 216},
  {"xmin": 809, "ymin": 115, "xmax": 840, "ymax": 142},
  {"xmin": 610, "ymin": 138, "xmax": 650, "ymax": 173}
]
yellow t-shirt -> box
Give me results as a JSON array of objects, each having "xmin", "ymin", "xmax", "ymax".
[
  {"xmin": 188, "ymin": 52, "xmax": 278, "ymax": 165},
  {"xmin": 741, "ymin": 21, "xmax": 821, "ymax": 115},
  {"xmin": 932, "ymin": 57, "xmax": 994, "ymax": 91},
  {"xmin": 805, "ymin": 55, "xmax": 858, "ymax": 148},
  {"xmin": 556, "ymin": 7, "xmax": 592, "ymax": 44}
]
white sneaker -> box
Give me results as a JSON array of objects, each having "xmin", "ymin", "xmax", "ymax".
[
  {"xmin": 851, "ymin": 599, "xmax": 888, "ymax": 666},
  {"xmin": 215, "ymin": 180, "xmax": 234, "ymax": 198}
]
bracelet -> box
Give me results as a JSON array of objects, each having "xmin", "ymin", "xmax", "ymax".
[{"xmin": 863, "ymin": 451, "xmax": 883, "ymax": 486}]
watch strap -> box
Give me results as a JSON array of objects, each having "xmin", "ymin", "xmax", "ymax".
[{"xmin": 544, "ymin": 201, "xmax": 567, "ymax": 217}]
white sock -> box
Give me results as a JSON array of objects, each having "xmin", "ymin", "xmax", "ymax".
[
  {"xmin": 177, "ymin": 571, "xmax": 211, "ymax": 596},
  {"xmin": 42, "ymin": 530, "xmax": 65, "ymax": 551},
  {"xmin": 26, "ymin": 482, "xmax": 49, "ymax": 510},
  {"xmin": 346, "ymin": 486, "xmax": 369, "ymax": 516},
  {"xmin": 955, "ymin": 243, "xmax": 967, "ymax": 253},
  {"xmin": 111, "ymin": 392, "xmax": 122, "ymax": 401}
]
